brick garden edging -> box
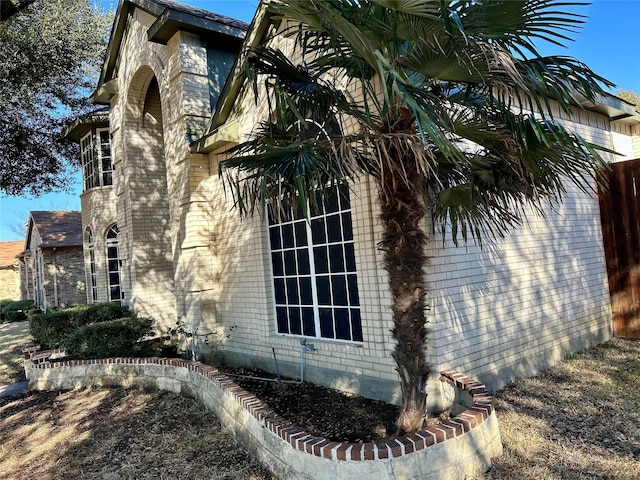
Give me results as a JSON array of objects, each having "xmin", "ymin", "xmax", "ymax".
[{"xmin": 24, "ymin": 349, "xmax": 502, "ymax": 479}]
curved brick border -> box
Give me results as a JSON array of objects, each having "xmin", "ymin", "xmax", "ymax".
[{"xmin": 24, "ymin": 349, "xmax": 502, "ymax": 479}]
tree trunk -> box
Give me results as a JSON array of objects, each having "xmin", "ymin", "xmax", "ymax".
[{"xmin": 376, "ymin": 125, "xmax": 431, "ymax": 434}]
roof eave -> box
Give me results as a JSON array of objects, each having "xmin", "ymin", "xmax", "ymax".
[{"xmin": 148, "ymin": 8, "xmax": 247, "ymax": 44}]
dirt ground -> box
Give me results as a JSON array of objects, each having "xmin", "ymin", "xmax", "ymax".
[{"xmin": 2, "ymin": 321, "xmax": 640, "ymax": 479}]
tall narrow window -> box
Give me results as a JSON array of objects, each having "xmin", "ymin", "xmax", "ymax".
[
  {"xmin": 80, "ymin": 132, "xmax": 96, "ymax": 190},
  {"xmin": 106, "ymin": 225, "xmax": 122, "ymax": 303},
  {"xmin": 86, "ymin": 227, "xmax": 98, "ymax": 303},
  {"xmin": 97, "ymin": 128, "xmax": 113, "ymax": 186},
  {"xmin": 268, "ymin": 184, "xmax": 362, "ymax": 342}
]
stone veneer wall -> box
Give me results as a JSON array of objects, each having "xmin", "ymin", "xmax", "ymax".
[{"xmin": 26, "ymin": 350, "xmax": 502, "ymax": 480}]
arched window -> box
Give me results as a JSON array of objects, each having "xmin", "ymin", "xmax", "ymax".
[
  {"xmin": 106, "ymin": 225, "xmax": 122, "ymax": 303},
  {"xmin": 86, "ymin": 227, "xmax": 98, "ymax": 303}
]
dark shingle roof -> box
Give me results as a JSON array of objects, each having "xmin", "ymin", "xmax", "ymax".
[
  {"xmin": 28, "ymin": 211, "xmax": 83, "ymax": 248},
  {"xmin": 150, "ymin": 0, "xmax": 249, "ymax": 31}
]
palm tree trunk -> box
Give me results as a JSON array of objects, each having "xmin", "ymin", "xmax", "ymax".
[{"xmin": 376, "ymin": 127, "xmax": 431, "ymax": 434}]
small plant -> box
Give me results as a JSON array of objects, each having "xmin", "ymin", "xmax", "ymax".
[{"xmin": 168, "ymin": 319, "xmax": 236, "ymax": 363}]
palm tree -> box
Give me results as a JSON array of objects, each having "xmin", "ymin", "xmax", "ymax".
[{"xmin": 220, "ymin": 0, "xmax": 612, "ymax": 434}]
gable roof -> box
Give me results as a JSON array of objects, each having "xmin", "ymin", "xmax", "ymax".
[
  {"xmin": 93, "ymin": 0, "xmax": 249, "ymax": 104},
  {"xmin": 0, "ymin": 241, "xmax": 24, "ymax": 267},
  {"xmin": 26, "ymin": 211, "xmax": 83, "ymax": 250}
]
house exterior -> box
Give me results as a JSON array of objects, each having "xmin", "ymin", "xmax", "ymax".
[
  {"xmin": 21, "ymin": 211, "xmax": 86, "ymax": 311},
  {"xmin": 82, "ymin": 0, "xmax": 640, "ymax": 405},
  {"xmin": 0, "ymin": 241, "xmax": 24, "ymax": 300}
]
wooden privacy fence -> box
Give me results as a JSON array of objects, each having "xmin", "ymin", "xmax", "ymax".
[{"xmin": 598, "ymin": 158, "xmax": 640, "ymax": 338}]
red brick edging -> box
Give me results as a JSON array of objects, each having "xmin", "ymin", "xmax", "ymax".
[{"xmin": 25, "ymin": 350, "xmax": 494, "ymax": 462}]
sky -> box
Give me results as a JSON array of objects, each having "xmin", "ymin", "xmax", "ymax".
[{"xmin": 1, "ymin": 0, "xmax": 639, "ymax": 242}]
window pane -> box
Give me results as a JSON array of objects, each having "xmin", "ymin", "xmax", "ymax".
[
  {"xmin": 103, "ymin": 171, "xmax": 113, "ymax": 186},
  {"xmin": 342, "ymin": 212, "xmax": 353, "ymax": 241},
  {"xmin": 284, "ymin": 250, "xmax": 297, "ymax": 276},
  {"xmin": 282, "ymin": 224, "xmax": 294, "ymax": 249},
  {"xmin": 302, "ymin": 308, "xmax": 315, "ymax": 336},
  {"xmin": 110, "ymin": 286, "xmax": 121, "ymax": 300},
  {"xmin": 316, "ymin": 276, "xmax": 331, "ymax": 305},
  {"xmin": 309, "ymin": 198, "xmax": 324, "ymax": 217},
  {"xmin": 332, "ymin": 275, "xmax": 348, "ymax": 306},
  {"xmin": 297, "ymin": 249, "xmax": 310, "ymax": 275},
  {"xmin": 345, "ymin": 243, "xmax": 356, "ymax": 272},
  {"xmin": 286, "ymin": 277, "xmax": 299, "ymax": 304},
  {"xmin": 299, "ymin": 277, "xmax": 313, "ymax": 304},
  {"xmin": 338, "ymin": 184, "xmax": 350, "ymax": 210},
  {"xmin": 329, "ymin": 245, "xmax": 345, "ymax": 272},
  {"xmin": 269, "ymin": 226, "xmax": 281, "ymax": 250},
  {"xmin": 274, "ymin": 278, "xmax": 286, "ymax": 304},
  {"xmin": 276, "ymin": 307, "xmax": 288, "ymax": 333},
  {"xmin": 271, "ymin": 252, "xmax": 283, "ymax": 276},
  {"xmin": 311, "ymin": 218, "xmax": 325, "ymax": 244},
  {"xmin": 351, "ymin": 310, "xmax": 363, "ymax": 342},
  {"xmin": 324, "ymin": 187, "xmax": 339, "ymax": 213},
  {"xmin": 108, "ymin": 259, "xmax": 119, "ymax": 272},
  {"xmin": 335, "ymin": 309, "xmax": 350, "ymax": 340},
  {"xmin": 313, "ymin": 246, "xmax": 328, "ymax": 274},
  {"xmin": 326, "ymin": 214, "xmax": 342, "ymax": 243},
  {"xmin": 319, "ymin": 308, "xmax": 334, "ymax": 339},
  {"xmin": 109, "ymin": 273, "xmax": 120, "ymax": 285},
  {"xmin": 294, "ymin": 221, "xmax": 307, "ymax": 246},
  {"xmin": 289, "ymin": 308, "xmax": 302, "ymax": 335},
  {"xmin": 107, "ymin": 246, "xmax": 118, "ymax": 258},
  {"xmin": 348, "ymin": 274, "xmax": 360, "ymax": 306}
]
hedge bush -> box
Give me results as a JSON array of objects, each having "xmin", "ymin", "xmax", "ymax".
[
  {"xmin": 2, "ymin": 299, "xmax": 35, "ymax": 322},
  {"xmin": 29, "ymin": 302, "xmax": 133, "ymax": 349},
  {"xmin": 64, "ymin": 317, "xmax": 154, "ymax": 360}
]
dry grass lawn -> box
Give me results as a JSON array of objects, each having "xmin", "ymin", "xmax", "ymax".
[
  {"xmin": 2, "ymin": 320, "xmax": 640, "ymax": 479},
  {"xmin": 482, "ymin": 337, "xmax": 640, "ymax": 480},
  {"xmin": 0, "ymin": 321, "xmax": 32, "ymax": 385}
]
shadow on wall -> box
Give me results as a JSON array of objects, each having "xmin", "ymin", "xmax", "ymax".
[
  {"xmin": 430, "ymin": 182, "xmax": 611, "ymax": 391},
  {"xmin": 121, "ymin": 72, "xmax": 176, "ymax": 329},
  {"xmin": 170, "ymin": 150, "xmax": 258, "ymax": 364}
]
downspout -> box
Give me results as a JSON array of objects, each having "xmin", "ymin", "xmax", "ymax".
[{"xmin": 52, "ymin": 247, "xmax": 59, "ymax": 309}]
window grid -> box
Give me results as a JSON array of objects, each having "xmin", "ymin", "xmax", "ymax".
[
  {"xmin": 269, "ymin": 185, "xmax": 362, "ymax": 343},
  {"xmin": 80, "ymin": 129, "xmax": 113, "ymax": 191},
  {"xmin": 97, "ymin": 128, "xmax": 113, "ymax": 186},
  {"xmin": 87, "ymin": 228, "xmax": 98, "ymax": 303},
  {"xmin": 80, "ymin": 133, "xmax": 95, "ymax": 190},
  {"xmin": 106, "ymin": 225, "xmax": 122, "ymax": 304}
]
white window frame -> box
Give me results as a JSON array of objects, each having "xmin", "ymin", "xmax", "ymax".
[
  {"xmin": 80, "ymin": 132, "xmax": 96, "ymax": 190},
  {"xmin": 268, "ymin": 184, "xmax": 363, "ymax": 343},
  {"xmin": 96, "ymin": 127, "xmax": 113, "ymax": 187},
  {"xmin": 80, "ymin": 128, "xmax": 113, "ymax": 190},
  {"xmin": 86, "ymin": 227, "xmax": 98, "ymax": 303},
  {"xmin": 106, "ymin": 225, "xmax": 123, "ymax": 304}
]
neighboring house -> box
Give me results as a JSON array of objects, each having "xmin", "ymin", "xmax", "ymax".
[
  {"xmin": 0, "ymin": 241, "xmax": 24, "ymax": 300},
  {"xmin": 21, "ymin": 211, "xmax": 86, "ymax": 311},
  {"xmin": 83, "ymin": 0, "xmax": 640, "ymax": 405}
]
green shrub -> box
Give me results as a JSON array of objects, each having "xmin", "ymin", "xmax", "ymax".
[
  {"xmin": 29, "ymin": 302, "xmax": 133, "ymax": 349},
  {"xmin": 1, "ymin": 299, "xmax": 35, "ymax": 322},
  {"xmin": 64, "ymin": 317, "xmax": 154, "ymax": 360}
]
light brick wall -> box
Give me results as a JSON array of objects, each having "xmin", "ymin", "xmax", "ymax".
[
  {"xmin": 81, "ymin": 187, "xmax": 119, "ymax": 304},
  {"xmin": 0, "ymin": 266, "xmax": 20, "ymax": 300}
]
